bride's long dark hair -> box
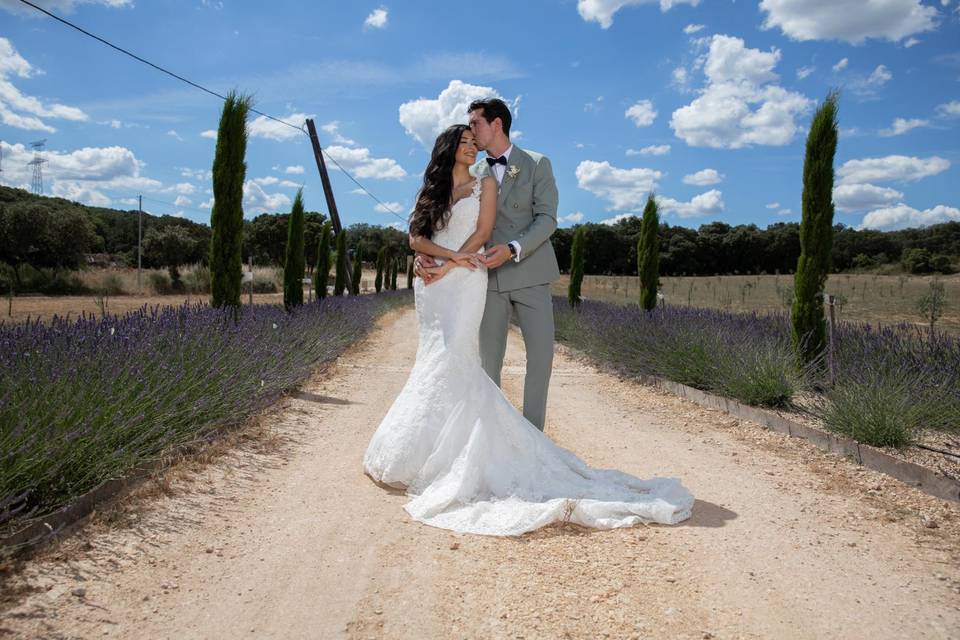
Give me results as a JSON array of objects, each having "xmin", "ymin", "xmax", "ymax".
[{"xmin": 409, "ymin": 124, "xmax": 469, "ymax": 239}]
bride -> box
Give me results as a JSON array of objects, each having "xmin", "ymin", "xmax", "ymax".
[{"xmin": 363, "ymin": 124, "xmax": 694, "ymax": 536}]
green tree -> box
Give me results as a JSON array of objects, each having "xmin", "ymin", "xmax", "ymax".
[
  {"xmin": 314, "ymin": 221, "xmax": 332, "ymax": 300},
  {"xmin": 352, "ymin": 242, "xmax": 364, "ymax": 295},
  {"xmin": 375, "ymin": 247, "xmax": 386, "ymax": 293},
  {"xmin": 568, "ymin": 226, "xmax": 586, "ymax": 307},
  {"xmin": 917, "ymin": 278, "xmax": 947, "ymax": 337},
  {"xmin": 792, "ymin": 92, "xmax": 839, "ymax": 366},
  {"xmin": 210, "ymin": 91, "xmax": 252, "ymax": 308},
  {"xmin": 637, "ymin": 195, "xmax": 660, "ymax": 310},
  {"xmin": 390, "ymin": 255, "xmax": 399, "ymax": 290},
  {"xmin": 143, "ymin": 225, "xmax": 198, "ymax": 289},
  {"xmin": 406, "ymin": 256, "xmax": 414, "ymax": 289},
  {"xmin": 333, "ymin": 230, "xmax": 348, "ymax": 296},
  {"xmin": 283, "ymin": 189, "xmax": 306, "ymax": 309}
]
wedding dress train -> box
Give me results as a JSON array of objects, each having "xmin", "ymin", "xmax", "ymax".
[{"xmin": 363, "ymin": 180, "xmax": 694, "ymax": 536}]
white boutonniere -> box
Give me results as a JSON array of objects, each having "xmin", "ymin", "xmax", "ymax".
[{"xmin": 507, "ymin": 165, "xmax": 520, "ymax": 179}]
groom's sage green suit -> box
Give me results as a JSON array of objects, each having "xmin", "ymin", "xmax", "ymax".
[{"xmin": 474, "ymin": 146, "xmax": 560, "ymax": 431}]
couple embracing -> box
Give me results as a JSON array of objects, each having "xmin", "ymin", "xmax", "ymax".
[{"xmin": 363, "ymin": 98, "xmax": 693, "ymax": 536}]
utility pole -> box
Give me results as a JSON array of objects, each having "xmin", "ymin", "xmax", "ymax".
[
  {"xmin": 305, "ymin": 118, "xmax": 353, "ymax": 294},
  {"xmin": 28, "ymin": 139, "xmax": 47, "ymax": 195},
  {"xmin": 138, "ymin": 195, "xmax": 143, "ymax": 295}
]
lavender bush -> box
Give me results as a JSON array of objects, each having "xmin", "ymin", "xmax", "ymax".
[{"xmin": 0, "ymin": 292, "xmax": 411, "ymax": 531}]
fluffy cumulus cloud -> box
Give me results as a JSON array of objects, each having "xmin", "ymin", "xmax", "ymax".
[
  {"xmin": 626, "ymin": 144, "xmax": 671, "ymax": 156},
  {"xmin": 558, "ymin": 212, "xmax": 585, "ymax": 226},
  {"xmin": 879, "ymin": 117, "xmax": 929, "ymax": 136},
  {"xmin": 374, "ymin": 201, "xmax": 404, "ymax": 215},
  {"xmin": 936, "ymin": 100, "xmax": 960, "ymax": 118},
  {"xmin": 0, "ymin": 0, "xmax": 131, "ymax": 14},
  {"xmin": 759, "ymin": 0, "xmax": 939, "ymax": 44},
  {"xmin": 833, "ymin": 183, "xmax": 904, "ymax": 212},
  {"xmin": 324, "ymin": 145, "xmax": 407, "ymax": 180},
  {"xmin": 575, "ymin": 160, "xmax": 662, "ymax": 210},
  {"xmin": 247, "ymin": 112, "xmax": 313, "ymax": 141},
  {"xmin": 321, "ymin": 121, "xmax": 355, "ymax": 145},
  {"xmin": 243, "ymin": 181, "xmax": 292, "ymax": 215},
  {"xmin": 399, "ymin": 79, "xmax": 516, "ymax": 148},
  {"xmin": 670, "ymin": 35, "xmax": 813, "ymax": 149},
  {"xmin": 200, "ymin": 129, "xmax": 217, "ymax": 139},
  {"xmin": 656, "ymin": 189, "xmax": 725, "ymax": 218},
  {"xmin": 364, "ymin": 6, "xmax": 388, "ymax": 29},
  {"xmin": 577, "ymin": 0, "xmax": 700, "ymax": 29},
  {"xmin": 0, "ymin": 37, "xmax": 88, "ymax": 132},
  {"xmin": 625, "ymin": 100, "xmax": 657, "ymax": 127},
  {"xmin": 837, "ymin": 155, "xmax": 950, "ymax": 185},
  {"xmin": 285, "ymin": 165, "xmax": 305, "ymax": 174},
  {"xmin": 682, "ymin": 168, "xmax": 723, "ymax": 185},
  {"xmin": 861, "ymin": 204, "xmax": 960, "ymax": 231}
]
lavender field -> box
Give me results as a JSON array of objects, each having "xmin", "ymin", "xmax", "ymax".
[
  {"xmin": 554, "ymin": 298, "xmax": 960, "ymax": 448},
  {"xmin": 0, "ymin": 292, "xmax": 411, "ymax": 533}
]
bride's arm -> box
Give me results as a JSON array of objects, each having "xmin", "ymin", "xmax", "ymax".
[
  {"xmin": 457, "ymin": 177, "xmax": 497, "ymax": 254},
  {"xmin": 409, "ymin": 234, "xmax": 457, "ymax": 260}
]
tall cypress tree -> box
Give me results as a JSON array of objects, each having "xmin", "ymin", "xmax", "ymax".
[
  {"xmin": 568, "ymin": 226, "xmax": 586, "ymax": 307},
  {"xmin": 637, "ymin": 194, "xmax": 660, "ymax": 311},
  {"xmin": 406, "ymin": 256, "xmax": 414, "ymax": 289},
  {"xmin": 209, "ymin": 91, "xmax": 252, "ymax": 308},
  {"xmin": 282, "ymin": 188, "xmax": 306, "ymax": 309},
  {"xmin": 792, "ymin": 92, "xmax": 839, "ymax": 366},
  {"xmin": 352, "ymin": 242, "xmax": 364, "ymax": 295},
  {"xmin": 333, "ymin": 230, "xmax": 348, "ymax": 297},
  {"xmin": 314, "ymin": 221, "xmax": 332, "ymax": 300},
  {"xmin": 390, "ymin": 255, "xmax": 399, "ymax": 290},
  {"xmin": 375, "ymin": 247, "xmax": 386, "ymax": 293}
]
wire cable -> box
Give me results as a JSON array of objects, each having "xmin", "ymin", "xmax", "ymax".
[{"xmin": 16, "ymin": 0, "xmax": 408, "ymax": 223}]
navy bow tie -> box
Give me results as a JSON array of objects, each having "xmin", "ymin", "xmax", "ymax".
[{"xmin": 486, "ymin": 155, "xmax": 508, "ymax": 167}]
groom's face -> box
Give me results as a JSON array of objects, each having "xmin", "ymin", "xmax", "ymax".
[{"xmin": 468, "ymin": 109, "xmax": 495, "ymax": 151}]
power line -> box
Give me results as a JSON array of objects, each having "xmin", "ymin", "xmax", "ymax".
[{"xmin": 16, "ymin": 0, "xmax": 408, "ymax": 224}]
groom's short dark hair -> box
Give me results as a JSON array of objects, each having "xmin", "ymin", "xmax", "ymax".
[{"xmin": 468, "ymin": 98, "xmax": 512, "ymax": 137}]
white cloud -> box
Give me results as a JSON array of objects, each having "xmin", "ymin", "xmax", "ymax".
[
  {"xmin": 243, "ymin": 180, "xmax": 292, "ymax": 214},
  {"xmin": 321, "ymin": 121, "xmax": 355, "ymax": 145},
  {"xmin": 684, "ymin": 23, "xmax": 705, "ymax": 34},
  {"xmin": 600, "ymin": 213, "xmax": 635, "ymax": 225},
  {"xmin": 670, "ymin": 34, "xmax": 813, "ymax": 149},
  {"xmin": 577, "ymin": 0, "xmax": 700, "ymax": 29},
  {"xmin": 180, "ymin": 167, "xmax": 212, "ymax": 181},
  {"xmin": 0, "ymin": 37, "xmax": 88, "ymax": 133},
  {"xmin": 174, "ymin": 195, "xmax": 192, "ymax": 207},
  {"xmin": 285, "ymin": 164, "xmax": 305, "ymax": 174},
  {"xmin": 626, "ymin": 144, "xmax": 671, "ymax": 156},
  {"xmin": 253, "ymin": 176, "xmax": 280, "ymax": 186},
  {"xmin": 832, "ymin": 58, "xmax": 849, "ymax": 73},
  {"xmin": 682, "ymin": 168, "xmax": 723, "ymax": 185},
  {"xmin": 867, "ymin": 64, "xmax": 893, "ymax": 86},
  {"xmin": 860, "ymin": 204, "xmax": 960, "ymax": 230},
  {"xmin": 166, "ymin": 129, "xmax": 183, "ymax": 141},
  {"xmin": 766, "ymin": 202, "xmax": 780, "ymax": 209},
  {"xmin": 657, "ymin": 189, "xmax": 725, "ymax": 218},
  {"xmin": 171, "ymin": 182, "xmax": 196, "ymax": 195},
  {"xmin": 325, "ymin": 145, "xmax": 407, "ymax": 180},
  {"xmin": 399, "ymin": 79, "xmax": 516, "ymax": 148},
  {"xmin": 200, "ymin": 129, "xmax": 217, "ymax": 139},
  {"xmin": 0, "ymin": 0, "xmax": 132, "ymax": 15},
  {"xmin": 671, "ymin": 66, "xmax": 691, "ymax": 91},
  {"xmin": 833, "ymin": 183, "xmax": 904, "ymax": 211},
  {"xmin": 575, "ymin": 160, "xmax": 661, "ymax": 210},
  {"xmin": 778, "ymin": 208, "xmax": 793, "ymax": 216},
  {"xmin": 879, "ymin": 117, "xmax": 929, "ymax": 136},
  {"xmin": 199, "ymin": 197, "xmax": 215, "ymax": 209},
  {"xmin": 837, "ymin": 155, "xmax": 950, "ymax": 185},
  {"xmin": 625, "ymin": 99, "xmax": 657, "ymax": 127},
  {"xmin": 51, "ymin": 182, "xmax": 111, "ymax": 207},
  {"xmin": 558, "ymin": 211, "xmax": 585, "ymax": 226},
  {"xmin": 759, "ymin": 0, "xmax": 939, "ymax": 44},
  {"xmin": 374, "ymin": 201, "xmax": 404, "ymax": 215},
  {"xmin": 248, "ymin": 112, "xmax": 312, "ymax": 141},
  {"xmin": 364, "ymin": 6, "xmax": 388, "ymax": 30},
  {"xmin": 903, "ymin": 37, "xmax": 921, "ymax": 47},
  {"xmin": 796, "ymin": 65, "xmax": 815, "ymax": 79},
  {"xmin": 936, "ymin": 100, "xmax": 960, "ymax": 118}
]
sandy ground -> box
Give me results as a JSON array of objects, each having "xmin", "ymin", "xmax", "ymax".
[{"xmin": 2, "ymin": 308, "xmax": 959, "ymax": 640}]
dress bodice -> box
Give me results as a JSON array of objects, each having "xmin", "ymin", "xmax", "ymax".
[{"xmin": 432, "ymin": 179, "xmax": 481, "ymax": 252}]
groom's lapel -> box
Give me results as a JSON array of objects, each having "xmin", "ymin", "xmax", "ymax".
[{"xmin": 497, "ymin": 145, "xmax": 525, "ymax": 208}]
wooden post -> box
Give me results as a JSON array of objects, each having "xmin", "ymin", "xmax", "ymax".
[
  {"xmin": 825, "ymin": 293, "xmax": 836, "ymax": 385},
  {"xmin": 305, "ymin": 118, "xmax": 353, "ymax": 294}
]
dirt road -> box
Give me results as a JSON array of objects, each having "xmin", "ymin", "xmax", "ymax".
[{"xmin": 3, "ymin": 308, "xmax": 959, "ymax": 639}]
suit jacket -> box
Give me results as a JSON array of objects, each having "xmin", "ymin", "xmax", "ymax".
[{"xmin": 473, "ymin": 145, "xmax": 561, "ymax": 292}]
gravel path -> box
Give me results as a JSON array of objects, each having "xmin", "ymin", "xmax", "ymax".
[{"xmin": 2, "ymin": 308, "xmax": 958, "ymax": 639}]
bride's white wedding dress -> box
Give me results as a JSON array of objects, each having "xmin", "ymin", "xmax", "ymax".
[{"xmin": 363, "ymin": 179, "xmax": 694, "ymax": 536}]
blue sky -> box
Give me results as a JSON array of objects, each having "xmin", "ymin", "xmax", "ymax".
[{"xmin": 0, "ymin": 0, "xmax": 958, "ymax": 232}]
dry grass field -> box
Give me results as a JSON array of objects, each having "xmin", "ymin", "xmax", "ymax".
[{"xmin": 552, "ymin": 273, "xmax": 960, "ymax": 335}]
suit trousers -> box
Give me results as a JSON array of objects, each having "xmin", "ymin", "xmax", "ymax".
[{"xmin": 479, "ymin": 283, "xmax": 554, "ymax": 431}]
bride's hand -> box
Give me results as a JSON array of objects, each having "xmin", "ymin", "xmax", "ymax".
[
  {"xmin": 422, "ymin": 263, "xmax": 452, "ymax": 285},
  {"xmin": 448, "ymin": 252, "xmax": 484, "ymax": 270}
]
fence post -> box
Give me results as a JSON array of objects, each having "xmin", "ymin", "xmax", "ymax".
[{"xmin": 825, "ymin": 293, "xmax": 836, "ymax": 385}]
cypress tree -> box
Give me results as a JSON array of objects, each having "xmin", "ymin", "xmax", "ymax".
[
  {"xmin": 209, "ymin": 91, "xmax": 252, "ymax": 308},
  {"xmin": 375, "ymin": 247, "xmax": 386, "ymax": 293},
  {"xmin": 314, "ymin": 221, "xmax": 332, "ymax": 300},
  {"xmin": 406, "ymin": 256, "xmax": 414, "ymax": 289},
  {"xmin": 390, "ymin": 255, "xmax": 399, "ymax": 290},
  {"xmin": 352, "ymin": 242, "xmax": 364, "ymax": 295},
  {"xmin": 637, "ymin": 194, "xmax": 660, "ymax": 311},
  {"xmin": 282, "ymin": 188, "xmax": 306, "ymax": 309},
  {"xmin": 333, "ymin": 230, "xmax": 348, "ymax": 297},
  {"xmin": 792, "ymin": 92, "xmax": 839, "ymax": 366},
  {"xmin": 568, "ymin": 226, "xmax": 586, "ymax": 307}
]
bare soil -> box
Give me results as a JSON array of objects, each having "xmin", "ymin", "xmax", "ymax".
[{"xmin": 1, "ymin": 309, "xmax": 958, "ymax": 639}]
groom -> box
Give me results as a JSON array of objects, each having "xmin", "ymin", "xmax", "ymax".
[{"xmin": 420, "ymin": 98, "xmax": 560, "ymax": 431}]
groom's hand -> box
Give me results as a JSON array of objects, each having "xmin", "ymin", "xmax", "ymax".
[
  {"xmin": 481, "ymin": 244, "xmax": 512, "ymax": 270},
  {"xmin": 414, "ymin": 253, "xmax": 438, "ymax": 283}
]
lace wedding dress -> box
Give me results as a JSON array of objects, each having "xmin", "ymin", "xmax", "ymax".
[{"xmin": 363, "ymin": 179, "xmax": 694, "ymax": 536}]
